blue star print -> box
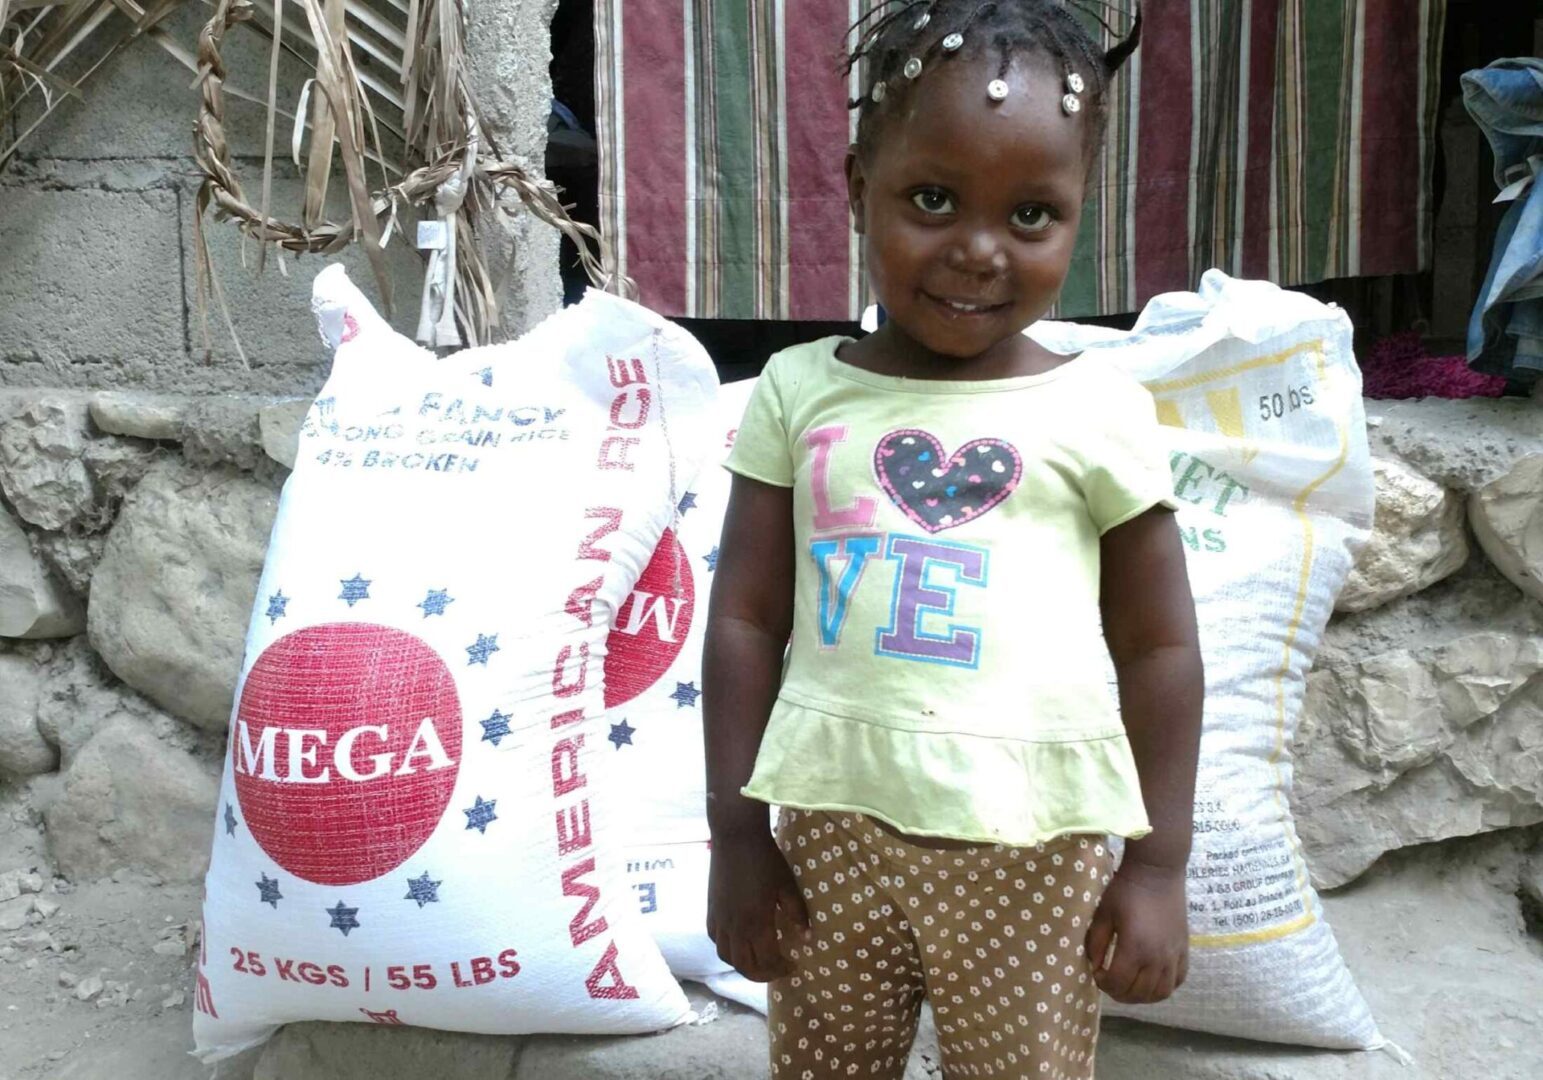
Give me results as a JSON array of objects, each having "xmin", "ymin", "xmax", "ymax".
[
  {"xmin": 702, "ymin": 546, "xmax": 720, "ymax": 572},
  {"xmin": 404, "ymin": 872, "xmax": 442, "ymax": 908},
  {"xmin": 419, "ymin": 589, "xmax": 454, "ymax": 617},
  {"xmin": 224, "ymin": 803, "xmax": 239, "ymax": 837},
  {"xmin": 327, "ymin": 901, "xmax": 360, "ymax": 936},
  {"xmin": 677, "ymin": 492, "xmax": 698, "ymax": 515},
  {"xmin": 339, "ymin": 574, "xmax": 372, "ymax": 607},
  {"xmin": 463, "ymin": 796, "xmax": 498, "ymax": 834},
  {"xmin": 265, "ymin": 591, "xmax": 289, "ymax": 624},
  {"xmin": 670, "ymin": 681, "xmax": 702, "ymax": 709},
  {"xmin": 608, "ymin": 720, "xmax": 635, "ymax": 749},
  {"xmin": 255, "ymin": 874, "xmax": 282, "ymax": 909},
  {"xmin": 466, "ymin": 633, "xmax": 500, "ymax": 666},
  {"xmin": 480, "ymin": 709, "xmax": 512, "ymax": 747},
  {"xmin": 477, "ymin": 366, "xmax": 494, "ymax": 387}
]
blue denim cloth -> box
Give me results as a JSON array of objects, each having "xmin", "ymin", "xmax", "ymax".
[{"xmin": 1463, "ymin": 59, "xmax": 1543, "ymax": 383}]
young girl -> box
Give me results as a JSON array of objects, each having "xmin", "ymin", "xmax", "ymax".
[{"xmin": 704, "ymin": 4, "xmax": 1201, "ymax": 1077}]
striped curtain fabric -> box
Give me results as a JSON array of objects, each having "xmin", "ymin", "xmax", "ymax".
[{"xmin": 596, "ymin": 1, "xmax": 1447, "ymax": 321}]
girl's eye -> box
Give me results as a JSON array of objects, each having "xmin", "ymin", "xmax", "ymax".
[
  {"xmin": 1013, "ymin": 206, "xmax": 1055, "ymax": 233},
  {"xmin": 911, "ymin": 190, "xmax": 955, "ymax": 215}
]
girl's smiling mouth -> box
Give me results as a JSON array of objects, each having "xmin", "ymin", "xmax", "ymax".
[{"xmin": 923, "ymin": 292, "xmax": 1011, "ymax": 317}]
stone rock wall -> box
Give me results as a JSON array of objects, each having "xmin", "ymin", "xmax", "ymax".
[
  {"xmin": 1335, "ymin": 455, "xmax": 1467, "ymax": 612},
  {"xmin": 1293, "ymin": 397, "xmax": 1543, "ymax": 888},
  {"xmin": 0, "ymin": 390, "xmax": 277, "ymax": 883},
  {"xmin": 86, "ymin": 459, "xmax": 278, "ymax": 730},
  {"xmin": 1471, "ymin": 455, "xmax": 1543, "ymax": 601}
]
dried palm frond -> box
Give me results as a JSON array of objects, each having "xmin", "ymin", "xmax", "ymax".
[{"xmin": 192, "ymin": 0, "xmax": 623, "ymax": 360}]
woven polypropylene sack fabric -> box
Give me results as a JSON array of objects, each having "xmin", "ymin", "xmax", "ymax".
[
  {"xmin": 192, "ymin": 266, "xmax": 714, "ymax": 1060},
  {"xmin": 1029, "ymin": 271, "xmax": 1382, "ymax": 1048},
  {"xmin": 602, "ymin": 378, "xmax": 766, "ymax": 1011},
  {"xmin": 602, "ymin": 377, "xmax": 758, "ymax": 844}
]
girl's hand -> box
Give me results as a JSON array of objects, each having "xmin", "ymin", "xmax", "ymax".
[
  {"xmin": 1085, "ymin": 858, "xmax": 1189, "ymax": 1004},
  {"xmin": 1096, "ymin": 508, "xmax": 1201, "ymax": 1005},
  {"xmin": 706, "ymin": 827, "xmax": 809, "ymax": 983}
]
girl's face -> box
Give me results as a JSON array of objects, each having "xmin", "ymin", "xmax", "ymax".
[{"xmin": 847, "ymin": 54, "xmax": 1091, "ymax": 361}]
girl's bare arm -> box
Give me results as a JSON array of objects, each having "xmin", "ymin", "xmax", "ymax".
[
  {"xmin": 1088, "ymin": 507, "xmax": 1203, "ymax": 1004},
  {"xmin": 702, "ymin": 474, "xmax": 807, "ymax": 981}
]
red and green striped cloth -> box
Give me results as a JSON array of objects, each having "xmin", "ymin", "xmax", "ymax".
[{"xmin": 596, "ymin": 1, "xmax": 1446, "ymax": 321}]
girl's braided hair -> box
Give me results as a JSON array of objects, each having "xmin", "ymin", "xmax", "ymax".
[{"xmin": 845, "ymin": 1, "xmax": 1142, "ymax": 162}]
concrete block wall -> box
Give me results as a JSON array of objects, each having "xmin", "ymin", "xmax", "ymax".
[{"xmin": 0, "ymin": 1, "xmax": 560, "ymax": 396}]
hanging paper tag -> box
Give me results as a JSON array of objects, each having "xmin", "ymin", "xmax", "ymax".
[
  {"xmin": 1493, "ymin": 153, "xmax": 1542, "ymax": 205},
  {"xmin": 416, "ymin": 221, "xmax": 449, "ymax": 250}
]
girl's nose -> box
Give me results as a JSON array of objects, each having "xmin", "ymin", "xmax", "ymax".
[{"xmin": 946, "ymin": 227, "xmax": 1009, "ymax": 276}]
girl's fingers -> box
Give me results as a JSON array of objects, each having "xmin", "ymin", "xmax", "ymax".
[
  {"xmin": 743, "ymin": 938, "xmax": 777, "ymax": 982},
  {"xmin": 1089, "ymin": 913, "xmax": 1133, "ymax": 994},
  {"xmin": 1175, "ymin": 951, "xmax": 1189, "ymax": 990},
  {"xmin": 1094, "ymin": 954, "xmax": 1137, "ymax": 1001},
  {"xmin": 1084, "ymin": 915, "xmax": 1115, "ymax": 972},
  {"xmin": 1125, "ymin": 964, "xmax": 1159, "ymax": 1004},
  {"xmin": 718, "ymin": 917, "xmax": 776, "ymax": 982},
  {"xmin": 725, "ymin": 938, "xmax": 750, "ymax": 979},
  {"xmin": 753, "ymin": 917, "xmax": 794, "ymax": 981},
  {"xmin": 778, "ymin": 881, "xmax": 811, "ymax": 930},
  {"xmin": 761, "ymin": 932, "xmax": 794, "ymax": 980},
  {"xmin": 738, "ymin": 934, "xmax": 767, "ymax": 981}
]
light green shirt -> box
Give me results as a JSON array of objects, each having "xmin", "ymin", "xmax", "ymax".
[{"xmin": 725, "ymin": 338, "xmax": 1176, "ymax": 845}]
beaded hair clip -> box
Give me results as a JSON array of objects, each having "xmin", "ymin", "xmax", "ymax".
[{"xmin": 863, "ymin": 3, "xmax": 1086, "ymax": 115}]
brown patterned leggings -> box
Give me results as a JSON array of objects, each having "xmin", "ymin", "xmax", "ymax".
[{"xmin": 768, "ymin": 809, "xmax": 1114, "ymax": 1080}]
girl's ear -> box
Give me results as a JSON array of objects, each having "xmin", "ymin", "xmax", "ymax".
[{"xmin": 845, "ymin": 146, "xmax": 867, "ymax": 236}]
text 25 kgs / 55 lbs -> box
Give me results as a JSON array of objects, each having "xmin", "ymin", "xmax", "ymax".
[{"xmin": 228, "ymin": 947, "xmax": 521, "ymax": 992}]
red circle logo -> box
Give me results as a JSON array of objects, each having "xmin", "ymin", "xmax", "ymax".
[
  {"xmin": 233, "ymin": 624, "xmax": 462, "ymax": 886},
  {"xmin": 604, "ymin": 530, "xmax": 695, "ymax": 709}
]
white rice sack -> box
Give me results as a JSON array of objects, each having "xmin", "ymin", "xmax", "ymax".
[
  {"xmin": 1029, "ymin": 270, "xmax": 1382, "ymax": 1048},
  {"xmin": 603, "ymin": 378, "xmax": 758, "ymax": 844},
  {"xmin": 193, "ymin": 266, "xmax": 715, "ymax": 1061},
  {"xmin": 604, "ymin": 378, "xmax": 767, "ymax": 1012}
]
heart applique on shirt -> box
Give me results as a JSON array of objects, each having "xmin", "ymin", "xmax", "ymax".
[{"xmin": 873, "ymin": 429, "xmax": 1024, "ymax": 533}]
